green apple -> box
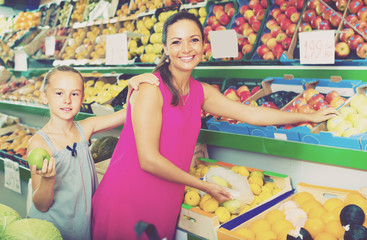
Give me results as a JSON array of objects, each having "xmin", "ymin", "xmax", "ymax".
[
  {"xmin": 326, "ymin": 116, "xmax": 344, "ymax": 131},
  {"xmin": 339, "ymin": 106, "xmax": 357, "ymax": 118},
  {"xmin": 27, "ymin": 147, "xmax": 50, "ymax": 170},
  {"xmin": 334, "ymin": 120, "xmax": 352, "ymax": 136},
  {"xmin": 342, "ymin": 127, "xmax": 361, "ymax": 138}
]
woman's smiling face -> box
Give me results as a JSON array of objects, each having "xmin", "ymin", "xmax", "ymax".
[{"xmin": 163, "ymin": 19, "xmax": 204, "ymax": 72}]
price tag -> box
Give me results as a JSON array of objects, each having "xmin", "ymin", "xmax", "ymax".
[
  {"xmin": 4, "ymin": 159, "xmax": 21, "ymax": 194},
  {"xmin": 274, "ymin": 133, "xmax": 288, "ymax": 141},
  {"xmin": 209, "ymin": 29, "xmax": 238, "ymax": 59},
  {"xmin": 45, "ymin": 36, "xmax": 56, "ymax": 56},
  {"xmin": 14, "ymin": 50, "xmax": 28, "ymax": 71},
  {"xmin": 106, "ymin": 33, "xmax": 128, "ymax": 65},
  {"xmin": 299, "ymin": 30, "xmax": 335, "ymax": 64}
]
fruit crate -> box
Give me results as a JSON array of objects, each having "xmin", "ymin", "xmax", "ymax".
[
  {"xmin": 298, "ymin": 77, "xmax": 363, "ymax": 150},
  {"xmin": 178, "ymin": 157, "xmax": 293, "ymax": 240},
  {"xmin": 217, "ymin": 182, "xmax": 361, "ymax": 240},
  {"xmin": 250, "ymin": 0, "xmax": 306, "ymax": 63},
  {"xmin": 280, "ymin": 0, "xmax": 350, "ymax": 65},
  {"xmin": 225, "ymin": 0, "xmax": 271, "ymax": 62},
  {"xmin": 56, "ymin": 1, "xmax": 74, "ymax": 27}
]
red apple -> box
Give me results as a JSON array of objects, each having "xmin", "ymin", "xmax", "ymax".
[
  {"xmin": 330, "ymin": 96, "xmax": 346, "ymax": 109},
  {"xmin": 248, "ymin": 15, "xmax": 257, "ymax": 25},
  {"xmin": 335, "ymin": 42, "xmax": 351, "ymax": 58},
  {"xmin": 235, "ymin": 16, "xmax": 246, "ymax": 27},
  {"xmin": 237, "ymin": 85, "xmax": 250, "ymax": 95},
  {"xmin": 261, "ymin": 32, "xmax": 273, "ymax": 45},
  {"xmin": 358, "ymin": 7, "xmax": 367, "ymax": 21},
  {"xmin": 253, "ymin": 4, "xmax": 263, "ymax": 15},
  {"xmin": 224, "ymin": 2, "xmax": 234, "ymax": 13},
  {"xmin": 238, "ymin": 38, "xmax": 249, "ymax": 50},
  {"xmin": 313, "ymin": 100, "xmax": 329, "ymax": 110},
  {"xmin": 348, "ymin": 34, "xmax": 364, "ymax": 50},
  {"xmin": 240, "ymin": 5, "xmax": 250, "ymax": 15},
  {"xmin": 282, "ymin": 37, "xmax": 292, "ymax": 50},
  {"xmin": 248, "ymin": 32, "xmax": 257, "ymax": 44},
  {"xmin": 315, "ymin": 3, "xmax": 326, "ymax": 16},
  {"xmin": 280, "ymin": 1, "xmax": 289, "ymax": 12},
  {"xmin": 308, "ymin": 93, "xmax": 325, "ymax": 106},
  {"xmin": 280, "ymin": 18, "xmax": 292, "ymax": 31},
  {"xmin": 293, "ymin": 97, "xmax": 308, "ymax": 108},
  {"xmin": 207, "ymin": 16, "xmax": 217, "ymax": 26},
  {"xmin": 318, "ymin": 20, "xmax": 331, "ymax": 30},
  {"xmin": 213, "ymin": 5, "xmax": 224, "ymax": 14},
  {"xmin": 295, "ymin": 0, "xmax": 304, "ymax": 10},
  {"xmin": 322, "ymin": 8, "xmax": 333, "ymax": 21},
  {"xmin": 325, "ymin": 90, "xmax": 340, "ymax": 103},
  {"xmin": 216, "ymin": 25, "xmax": 226, "ymax": 31},
  {"xmin": 330, "ymin": 12, "xmax": 342, "ymax": 28},
  {"xmin": 270, "ymin": 8, "xmax": 282, "ymax": 19},
  {"xmin": 256, "ymin": 9, "xmax": 266, "ymax": 21},
  {"xmin": 355, "ymin": 20, "xmax": 367, "ymax": 32},
  {"xmin": 303, "ymin": 88, "xmax": 319, "ymax": 102},
  {"xmin": 297, "ymin": 104, "xmax": 316, "ymax": 113},
  {"xmin": 286, "ymin": 23, "xmax": 297, "ymax": 37},
  {"xmin": 261, "ymin": 0, "xmax": 268, "ymax": 8},
  {"xmin": 249, "ymin": 0, "xmax": 260, "ymax": 9},
  {"xmin": 356, "ymin": 42, "xmax": 367, "ymax": 58},
  {"xmin": 311, "ymin": 16, "xmax": 323, "ymax": 29},
  {"xmin": 348, "ymin": 0, "xmax": 364, "ymax": 14},
  {"xmin": 273, "ymin": 43, "xmax": 284, "ymax": 59},
  {"xmin": 234, "ymin": 51, "xmax": 244, "ymax": 60},
  {"xmin": 262, "ymin": 101, "xmax": 279, "ymax": 109},
  {"xmin": 299, "ymin": 22, "xmax": 312, "ymax": 32},
  {"xmin": 282, "ymin": 124, "xmax": 294, "ymax": 129},
  {"xmin": 219, "ymin": 13, "xmax": 231, "ymax": 25},
  {"xmin": 307, "ymin": 0, "xmax": 320, "ymax": 10},
  {"xmin": 276, "ymin": 32, "xmax": 287, "ymax": 43},
  {"xmin": 239, "ymin": 22, "xmax": 250, "ymax": 33},
  {"xmin": 266, "ymin": 19, "xmax": 279, "ymax": 30},
  {"xmin": 267, "ymin": 37, "xmax": 278, "ymax": 49},
  {"xmin": 303, "ymin": 10, "xmax": 317, "ymax": 23},
  {"xmin": 275, "ymin": 0, "xmax": 284, "ymax": 6},
  {"xmin": 336, "ymin": 0, "xmax": 348, "ymax": 11},
  {"xmin": 285, "ymin": 7, "xmax": 297, "ymax": 18},
  {"xmin": 290, "ymin": 12, "xmax": 300, "ymax": 23},
  {"xmin": 253, "ymin": 20, "xmax": 262, "ymax": 32},
  {"xmin": 242, "ymin": 44, "xmax": 253, "ymax": 54},
  {"xmin": 239, "ymin": 91, "xmax": 252, "ymax": 102},
  {"xmin": 263, "ymin": 51, "xmax": 275, "ymax": 60},
  {"xmin": 251, "ymin": 86, "xmax": 260, "ymax": 95},
  {"xmin": 244, "ymin": 9, "xmax": 255, "ymax": 21},
  {"xmin": 271, "ymin": 26, "xmax": 282, "ymax": 38},
  {"xmin": 276, "ymin": 14, "xmax": 287, "ymax": 24},
  {"xmin": 283, "ymin": 104, "xmax": 297, "ymax": 112},
  {"xmin": 339, "ymin": 28, "xmax": 355, "ymax": 42},
  {"xmin": 344, "ymin": 14, "xmax": 358, "ymax": 28}
]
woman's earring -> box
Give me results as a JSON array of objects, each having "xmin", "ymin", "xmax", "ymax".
[{"xmin": 165, "ymin": 56, "xmax": 170, "ymax": 63}]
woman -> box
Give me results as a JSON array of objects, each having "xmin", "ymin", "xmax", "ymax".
[{"xmin": 92, "ymin": 11, "xmax": 337, "ymax": 239}]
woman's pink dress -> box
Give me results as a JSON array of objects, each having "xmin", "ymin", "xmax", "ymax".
[{"xmin": 92, "ymin": 72, "xmax": 204, "ymax": 240}]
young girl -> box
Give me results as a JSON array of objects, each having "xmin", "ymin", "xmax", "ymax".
[
  {"xmin": 27, "ymin": 65, "xmax": 158, "ymax": 240},
  {"xmin": 92, "ymin": 11, "xmax": 337, "ymax": 240}
]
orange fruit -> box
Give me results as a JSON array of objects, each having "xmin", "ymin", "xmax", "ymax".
[
  {"xmin": 265, "ymin": 210, "xmax": 285, "ymax": 225},
  {"xmin": 249, "ymin": 219, "xmax": 271, "ymax": 236},
  {"xmin": 302, "ymin": 199, "xmax": 322, "ymax": 214},
  {"xmin": 308, "ymin": 205, "xmax": 327, "ymax": 219},
  {"xmin": 324, "ymin": 220, "xmax": 345, "ymax": 239},
  {"xmin": 323, "ymin": 198, "xmax": 343, "ymax": 212},
  {"xmin": 314, "ymin": 232, "xmax": 337, "ymax": 240},
  {"xmin": 304, "ymin": 218, "xmax": 325, "ymax": 239},
  {"xmin": 272, "ymin": 219, "xmax": 293, "ymax": 235},
  {"xmin": 293, "ymin": 192, "xmax": 315, "ymax": 206}
]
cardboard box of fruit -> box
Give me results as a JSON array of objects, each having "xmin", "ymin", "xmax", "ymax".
[
  {"xmin": 297, "ymin": 77, "xmax": 363, "ymax": 150},
  {"xmin": 217, "ymin": 182, "xmax": 367, "ymax": 240},
  {"xmin": 178, "ymin": 157, "xmax": 293, "ymax": 240}
]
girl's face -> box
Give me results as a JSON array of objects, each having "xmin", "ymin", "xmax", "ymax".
[
  {"xmin": 163, "ymin": 19, "xmax": 204, "ymax": 72},
  {"xmin": 42, "ymin": 71, "xmax": 84, "ymax": 121}
]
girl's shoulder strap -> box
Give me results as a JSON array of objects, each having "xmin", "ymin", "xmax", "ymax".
[
  {"xmin": 35, "ymin": 130, "xmax": 57, "ymax": 154},
  {"xmin": 74, "ymin": 121, "xmax": 87, "ymax": 142}
]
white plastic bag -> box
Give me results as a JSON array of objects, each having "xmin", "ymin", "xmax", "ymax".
[{"xmin": 205, "ymin": 166, "xmax": 254, "ymax": 205}]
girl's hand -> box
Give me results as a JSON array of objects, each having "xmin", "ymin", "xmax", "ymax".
[
  {"xmin": 31, "ymin": 157, "xmax": 56, "ymax": 179},
  {"xmin": 310, "ymin": 107, "xmax": 338, "ymax": 123},
  {"xmin": 204, "ymin": 182, "xmax": 232, "ymax": 203},
  {"xmin": 129, "ymin": 73, "xmax": 159, "ymax": 90}
]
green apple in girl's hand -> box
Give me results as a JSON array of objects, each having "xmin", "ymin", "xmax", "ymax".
[{"xmin": 27, "ymin": 148, "xmax": 50, "ymax": 170}]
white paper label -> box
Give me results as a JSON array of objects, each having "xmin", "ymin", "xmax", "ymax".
[
  {"xmin": 274, "ymin": 133, "xmax": 288, "ymax": 141},
  {"xmin": 209, "ymin": 29, "xmax": 238, "ymax": 59},
  {"xmin": 45, "ymin": 36, "xmax": 56, "ymax": 56},
  {"xmin": 14, "ymin": 50, "xmax": 28, "ymax": 71},
  {"xmin": 106, "ymin": 33, "xmax": 128, "ymax": 65},
  {"xmin": 299, "ymin": 30, "xmax": 335, "ymax": 64},
  {"xmin": 4, "ymin": 159, "xmax": 21, "ymax": 194}
]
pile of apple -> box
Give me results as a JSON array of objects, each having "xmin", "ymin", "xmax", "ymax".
[
  {"xmin": 70, "ymin": 0, "xmax": 87, "ymax": 24},
  {"xmin": 203, "ymin": 2, "xmax": 236, "ymax": 61},
  {"xmin": 281, "ymin": 88, "xmax": 346, "ymax": 130},
  {"xmin": 335, "ymin": 0, "xmax": 367, "ymax": 59},
  {"xmin": 230, "ymin": 0, "xmax": 268, "ymax": 61},
  {"xmin": 255, "ymin": 0, "xmax": 305, "ymax": 60},
  {"xmin": 0, "ymin": 128, "xmax": 33, "ymax": 160},
  {"xmin": 61, "ymin": 27, "xmax": 87, "ymax": 60},
  {"xmin": 327, "ymin": 94, "xmax": 367, "ymax": 137}
]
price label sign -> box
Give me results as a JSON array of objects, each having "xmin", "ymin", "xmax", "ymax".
[
  {"xmin": 45, "ymin": 36, "xmax": 56, "ymax": 56},
  {"xmin": 4, "ymin": 159, "xmax": 21, "ymax": 194},
  {"xmin": 14, "ymin": 50, "xmax": 28, "ymax": 71},
  {"xmin": 299, "ymin": 30, "xmax": 335, "ymax": 64},
  {"xmin": 106, "ymin": 33, "xmax": 128, "ymax": 65},
  {"xmin": 209, "ymin": 29, "xmax": 238, "ymax": 59}
]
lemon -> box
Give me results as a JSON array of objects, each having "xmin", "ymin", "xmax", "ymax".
[
  {"xmin": 320, "ymin": 211, "xmax": 338, "ymax": 224},
  {"xmin": 231, "ymin": 165, "xmax": 239, "ymax": 173},
  {"xmin": 238, "ymin": 166, "xmax": 250, "ymax": 177},
  {"xmin": 262, "ymin": 185, "xmax": 273, "ymax": 194},
  {"xmin": 234, "ymin": 228, "xmax": 255, "ymax": 239},
  {"xmin": 272, "ymin": 219, "xmax": 293, "ymax": 235},
  {"xmin": 256, "ymin": 230, "xmax": 277, "ymax": 240},
  {"xmin": 203, "ymin": 198, "xmax": 219, "ymax": 213},
  {"xmin": 323, "ymin": 198, "xmax": 343, "ymax": 212},
  {"xmin": 301, "ymin": 199, "xmax": 322, "ymax": 214},
  {"xmin": 324, "ymin": 220, "xmax": 344, "ymax": 239},
  {"xmin": 314, "ymin": 232, "xmax": 337, "ymax": 240},
  {"xmin": 250, "ymin": 183, "xmax": 261, "ymax": 195},
  {"xmin": 259, "ymin": 192, "xmax": 273, "ymax": 202},
  {"xmin": 211, "ymin": 175, "xmax": 230, "ymax": 188},
  {"xmin": 184, "ymin": 190, "xmax": 200, "ymax": 207},
  {"xmin": 215, "ymin": 207, "xmax": 231, "ymax": 223},
  {"xmin": 200, "ymin": 166, "xmax": 209, "ymax": 177},
  {"xmin": 249, "ymin": 176, "xmax": 264, "ymax": 186},
  {"xmin": 249, "ymin": 219, "xmax": 271, "ymax": 236},
  {"xmin": 250, "ymin": 170, "xmax": 264, "ymax": 179},
  {"xmin": 293, "ymin": 191, "xmax": 315, "ymax": 206},
  {"xmin": 239, "ymin": 204, "xmax": 251, "ymax": 214},
  {"xmin": 265, "ymin": 210, "xmax": 285, "ymax": 225},
  {"xmin": 304, "ymin": 218, "xmax": 325, "ymax": 239},
  {"xmin": 308, "ymin": 205, "xmax": 327, "ymax": 219},
  {"xmin": 199, "ymin": 194, "xmax": 212, "ymax": 210},
  {"xmin": 264, "ymin": 182, "xmax": 278, "ymax": 190},
  {"xmin": 277, "ymin": 226, "xmax": 293, "ymax": 240}
]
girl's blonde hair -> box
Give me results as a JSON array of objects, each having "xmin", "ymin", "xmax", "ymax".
[{"xmin": 41, "ymin": 65, "xmax": 85, "ymax": 92}]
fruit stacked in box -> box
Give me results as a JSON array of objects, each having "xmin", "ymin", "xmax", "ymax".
[
  {"xmin": 0, "ymin": 76, "xmax": 30, "ymax": 98},
  {"xmin": 2, "ymin": 77, "xmax": 43, "ymax": 104},
  {"xmin": 60, "ymin": 26, "xmax": 87, "ymax": 60},
  {"xmin": 129, "ymin": 0, "xmax": 164, "ymax": 14},
  {"xmin": 116, "ymin": 3, "xmax": 131, "ymax": 18},
  {"xmin": 57, "ymin": 1, "xmax": 73, "ymax": 27},
  {"xmin": 218, "ymin": 182, "xmax": 367, "ymax": 240},
  {"xmin": 226, "ymin": 0, "xmax": 269, "ymax": 61},
  {"xmin": 335, "ymin": 0, "xmax": 367, "ymax": 59},
  {"xmin": 34, "ymin": 27, "xmax": 70, "ymax": 60},
  {"xmin": 178, "ymin": 157, "xmax": 292, "ymax": 240},
  {"xmin": 70, "ymin": 0, "xmax": 87, "ymax": 24},
  {"xmin": 203, "ymin": 1, "xmax": 238, "ymax": 62},
  {"xmin": 252, "ymin": 0, "xmax": 305, "ymax": 60},
  {"xmin": 13, "ymin": 11, "xmax": 40, "ymax": 31}
]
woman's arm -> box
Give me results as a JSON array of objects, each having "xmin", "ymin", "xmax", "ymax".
[
  {"xmin": 27, "ymin": 135, "xmax": 56, "ymax": 212},
  {"xmin": 131, "ymin": 84, "xmax": 232, "ymax": 202},
  {"xmin": 202, "ymin": 83, "xmax": 337, "ymax": 126}
]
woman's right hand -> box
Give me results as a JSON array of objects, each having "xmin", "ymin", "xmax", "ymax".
[
  {"xmin": 204, "ymin": 182, "xmax": 232, "ymax": 203},
  {"xmin": 129, "ymin": 73, "xmax": 159, "ymax": 90},
  {"xmin": 30, "ymin": 157, "xmax": 56, "ymax": 179}
]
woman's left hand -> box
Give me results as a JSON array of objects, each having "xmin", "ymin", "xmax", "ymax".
[{"xmin": 310, "ymin": 107, "xmax": 338, "ymax": 123}]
